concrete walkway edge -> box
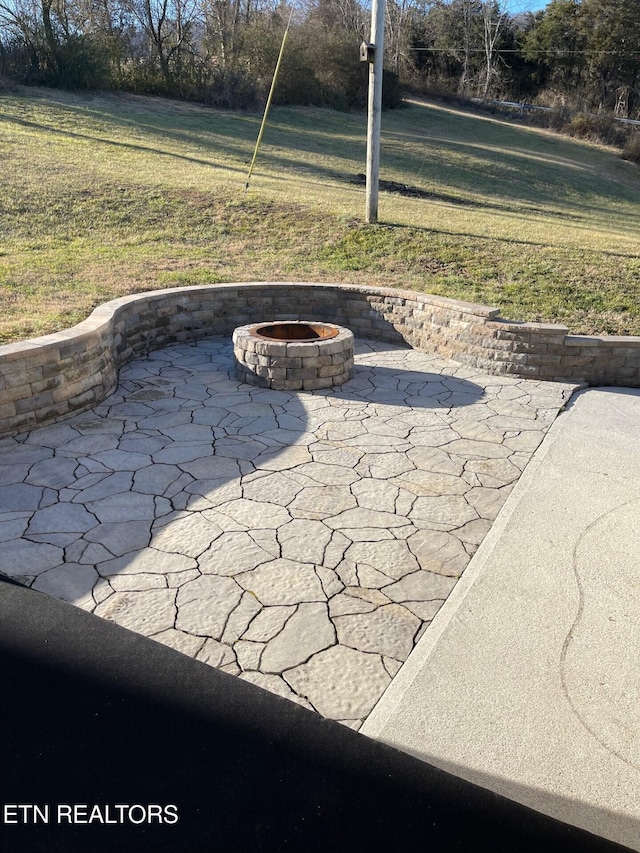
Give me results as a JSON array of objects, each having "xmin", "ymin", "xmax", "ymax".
[
  {"xmin": 363, "ymin": 389, "xmax": 570, "ymax": 732},
  {"xmin": 362, "ymin": 387, "xmax": 640, "ymax": 851}
]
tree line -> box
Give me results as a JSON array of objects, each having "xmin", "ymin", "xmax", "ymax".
[{"xmin": 0, "ymin": 0, "xmax": 639, "ymax": 117}]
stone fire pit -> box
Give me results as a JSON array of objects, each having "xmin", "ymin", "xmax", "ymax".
[{"xmin": 233, "ymin": 321, "xmax": 354, "ymax": 390}]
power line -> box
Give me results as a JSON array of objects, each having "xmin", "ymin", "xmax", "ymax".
[{"xmin": 409, "ymin": 47, "xmax": 640, "ymax": 55}]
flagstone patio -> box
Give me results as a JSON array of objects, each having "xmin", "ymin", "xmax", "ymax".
[{"xmin": 0, "ymin": 337, "xmax": 577, "ymax": 729}]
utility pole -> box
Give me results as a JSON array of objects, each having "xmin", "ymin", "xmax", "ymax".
[{"xmin": 365, "ymin": 0, "xmax": 386, "ymax": 224}]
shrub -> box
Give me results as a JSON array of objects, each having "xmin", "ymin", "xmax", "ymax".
[
  {"xmin": 0, "ymin": 74, "xmax": 18, "ymax": 93},
  {"xmin": 622, "ymin": 132, "xmax": 640, "ymax": 164},
  {"xmin": 563, "ymin": 114, "xmax": 629, "ymax": 148}
]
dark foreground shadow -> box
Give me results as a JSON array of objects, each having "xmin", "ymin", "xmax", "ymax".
[{"xmin": 0, "ymin": 575, "xmax": 629, "ymax": 853}]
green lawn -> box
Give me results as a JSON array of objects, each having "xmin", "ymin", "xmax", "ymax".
[{"xmin": 1, "ymin": 86, "xmax": 639, "ymax": 343}]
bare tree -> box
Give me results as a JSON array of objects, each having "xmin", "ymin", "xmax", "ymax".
[
  {"xmin": 132, "ymin": 0, "xmax": 199, "ymax": 90},
  {"xmin": 480, "ymin": 0, "xmax": 506, "ymax": 99},
  {"xmin": 0, "ymin": 0, "xmax": 59, "ymax": 74},
  {"xmin": 386, "ymin": 0, "xmax": 433, "ymax": 77},
  {"xmin": 200, "ymin": 0, "xmax": 242, "ymax": 69},
  {"xmin": 458, "ymin": 0, "xmax": 476, "ymax": 93}
]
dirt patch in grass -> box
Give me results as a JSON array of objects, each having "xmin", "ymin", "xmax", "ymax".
[{"xmin": 347, "ymin": 172, "xmax": 476, "ymax": 205}]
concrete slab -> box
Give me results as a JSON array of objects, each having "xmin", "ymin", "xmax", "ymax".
[{"xmin": 363, "ymin": 387, "xmax": 640, "ymax": 851}]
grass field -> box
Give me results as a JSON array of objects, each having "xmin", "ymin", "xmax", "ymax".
[{"xmin": 1, "ymin": 86, "xmax": 640, "ymax": 343}]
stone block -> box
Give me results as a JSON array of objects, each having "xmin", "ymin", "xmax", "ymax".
[
  {"xmin": 569, "ymin": 366, "xmax": 590, "ymax": 379},
  {"xmin": 157, "ymin": 305, "xmax": 177, "ymax": 318},
  {"xmin": 317, "ymin": 363, "xmax": 344, "ymax": 378},
  {"xmin": 31, "ymin": 375, "xmax": 64, "ymax": 394},
  {"xmin": 240, "ymin": 337, "xmax": 258, "ymax": 353},
  {"xmin": 58, "ymin": 340, "xmax": 90, "ymax": 359},
  {"xmin": 598, "ymin": 336, "xmax": 640, "ymax": 347},
  {"xmin": 349, "ymin": 320, "xmax": 372, "ymax": 334},
  {"xmin": 304, "ymin": 355, "xmax": 332, "ymax": 368},
  {"xmin": 615, "ymin": 348, "xmax": 640, "ymax": 359},
  {"xmin": 33, "ymin": 402, "xmax": 71, "ymax": 423},
  {"xmin": 564, "ymin": 335, "xmax": 601, "ymax": 348},
  {"xmin": 531, "ymin": 331, "xmax": 569, "ymax": 345},
  {"xmin": 390, "ymin": 306, "xmax": 412, "ymax": 319},
  {"xmin": 67, "ymin": 389, "xmax": 97, "ymax": 411},
  {"xmin": 559, "ymin": 355, "xmax": 598, "ymax": 369},
  {"xmin": 332, "ymin": 372, "xmax": 351, "ymax": 385},
  {"xmin": 604, "ymin": 357, "xmax": 626, "ymax": 369},
  {"xmin": 273, "ymin": 378, "xmax": 303, "ymax": 390},
  {"xmin": 491, "ymin": 351, "xmax": 529, "ymax": 364},
  {"xmin": 7, "ymin": 411, "xmax": 37, "ymax": 432},
  {"xmin": 546, "ymin": 343, "xmax": 570, "ymax": 357},
  {"xmin": 286, "ymin": 343, "xmax": 319, "ymax": 358},
  {"xmin": 252, "ymin": 340, "xmax": 282, "ymax": 357},
  {"xmin": 525, "ymin": 354, "xmax": 562, "ymax": 367},
  {"xmin": 494, "ymin": 328, "xmax": 529, "ymax": 342},
  {"xmin": 269, "ymin": 356, "xmax": 301, "ymax": 369},
  {"xmin": 617, "ymin": 366, "xmax": 640, "ymax": 379},
  {"xmin": 478, "ymin": 338, "xmax": 518, "ymax": 353},
  {"xmin": 0, "ymin": 385, "xmax": 31, "ymax": 404},
  {"xmin": 61, "ymin": 364, "xmax": 91, "ymax": 384},
  {"xmin": 286, "ymin": 367, "xmax": 319, "ymax": 380},
  {"xmin": 5, "ymin": 366, "xmax": 43, "ymax": 388},
  {"xmin": 52, "ymin": 381, "xmax": 83, "ymax": 403},
  {"xmin": 235, "ymin": 368, "xmax": 266, "ymax": 387},
  {"xmin": 80, "ymin": 373, "xmax": 104, "ymax": 392},
  {"xmin": 501, "ymin": 363, "xmax": 541, "ymax": 376},
  {"xmin": 245, "ymin": 297, "xmax": 274, "ymax": 310},
  {"xmin": 302, "ymin": 377, "xmax": 333, "ymax": 390}
]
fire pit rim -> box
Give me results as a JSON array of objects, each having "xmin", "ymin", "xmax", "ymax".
[{"xmin": 251, "ymin": 321, "xmax": 340, "ymax": 343}]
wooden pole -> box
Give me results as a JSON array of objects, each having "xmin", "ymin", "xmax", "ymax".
[{"xmin": 365, "ymin": 0, "xmax": 386, "ymax": 224}]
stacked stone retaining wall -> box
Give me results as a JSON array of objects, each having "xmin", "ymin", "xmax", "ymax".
[{"xmin": 1, "ymin": 282, "xmax": 639, "ymax": 437}]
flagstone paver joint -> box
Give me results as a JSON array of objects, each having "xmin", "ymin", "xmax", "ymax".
[{"xmin": 0, "ymin": 282, "xmax": 638, "ymax": 438}]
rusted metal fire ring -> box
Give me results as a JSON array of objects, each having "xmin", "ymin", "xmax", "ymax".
[{"xmin": 233, "ymin": 321, "xmax": 354, "ymax": 390}]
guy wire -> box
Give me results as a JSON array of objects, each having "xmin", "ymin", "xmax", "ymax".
[{"xmin": 245, "ymin": 7, "xmax": 294, "ymax": 191}]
